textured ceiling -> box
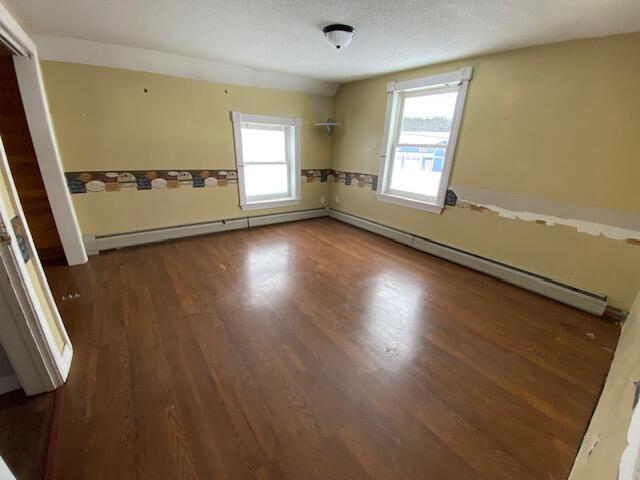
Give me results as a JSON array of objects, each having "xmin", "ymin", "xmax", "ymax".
[{"xmin": 6, "ymin": 0, "xmax": 640, "ymax": 82}]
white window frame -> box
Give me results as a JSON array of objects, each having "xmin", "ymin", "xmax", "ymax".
[
  {"xmin": 231, "ymin": 112, "xmax": 301, "ymax": 211},
  {"xmin": 377, "ymin": 67, "xmax": 473, "ymax": 214}
]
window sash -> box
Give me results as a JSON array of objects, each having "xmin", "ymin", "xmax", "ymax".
[
  {"xmin": 393, "ymin": 143, "xmax": 450, "ymax": 149},
  {"xmin": 231, "ymin": 111, "xmax": 301, "ymax": 210},
  {"xmin": 393, "ymin": 86, "xmax": 457, "ymax": 148},
  {"xmin": 239, "ymin": 124, "xmax": 290, "ymax": 167},
  {"xmin": 243, "ymin": 163, "xmax": 292, "ymax": 202},
  {"xmin": 377, "ymin": 69, "xmax": 471, "ymax": 213},
  {"xmin": 386, "ymin": 145, "xmax": 449, "ymax": 204},
  {"xmin": 243, "ymin": 125, "xmax": 292, "ymax": 200},
  {"xmin": 384, "ymin": 88, "xmax": 454, "ymax": 202}
]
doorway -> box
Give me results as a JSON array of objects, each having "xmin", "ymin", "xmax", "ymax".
[{"xmin": 0, "ymin": 43, "xmax": 64, "ymax": 264}]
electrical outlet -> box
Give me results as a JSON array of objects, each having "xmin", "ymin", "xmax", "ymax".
[
  {"xmin": 335, "ymin": 195, "xmax": 340, "ymax": 204},
  {"xmin": 320, "ymin": 195, "xmax": 325, "ymax": 204}
]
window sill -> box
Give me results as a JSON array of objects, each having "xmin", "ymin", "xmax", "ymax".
[
  {"xmin": 240, "ymin": 197, "xmax": 301, "ymax": 211},
  {"xmin": 376, "ymin": 192, "xmax": 443, "ymax": 214}
]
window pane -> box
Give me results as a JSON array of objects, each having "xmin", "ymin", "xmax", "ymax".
[
  {"xmin": 388, "ymin": 146, "xmax": 443, "ymax": 198},
  {"xmin": 398, "ymin": 91, "xmax": 458, "ymax": 146},
  {"xmin": 244, "ymin": 164, "xmax": 289, "ymax": 198},
  {"xmin": 241, "ymin": 127, "xmax": 286, "ymax": 163}
]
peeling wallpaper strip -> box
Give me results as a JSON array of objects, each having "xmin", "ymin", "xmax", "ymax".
[
  {"xmin": 451, "ymin": 185, "xmax": 640, "ymax": 242},
  {"xmin": 65, "ymin": 167, "xmax": 639, "ymax": 243}
]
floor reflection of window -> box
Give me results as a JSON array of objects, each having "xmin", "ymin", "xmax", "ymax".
[
  {"xmin": 246, "ymin": 242, "xmax": 290, "ymax": 303},
  {"xmin": 364, "ymin": 270, "xmax": 424, "ymax": 368}
]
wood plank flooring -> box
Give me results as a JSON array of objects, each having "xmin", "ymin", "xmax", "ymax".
[
  {"xmin": 0, "ymin": 389, "xmax": 54, "ymax": 479},
  {"xmin": 44, "ymin": 218, "xmax": 619, "ymax": 479}
]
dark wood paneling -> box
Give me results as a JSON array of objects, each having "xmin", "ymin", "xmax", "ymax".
[
  {"xmin": 0, "ymin": 55, "xmax": 64, "ymax": 264},
  {"xmin": 44, "ymin": 218, "xmax": 619, "ymax": 479}
]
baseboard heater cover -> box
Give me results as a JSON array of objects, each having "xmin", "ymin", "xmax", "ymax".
[
  {"xmin": 329, "ymin": 209, "xmax": 607, "ymax": 316},
  {"xmin": 248, "ymin": 208, "xmax": 329, "ymax": 227},
  {"xmin": 328, "ymin": 209, "xmax": 413, "ymax": 246},
  {"xmin": 85, "ymin": 208, "xmax": 329, "ymax": 254},
  {"xmin": 89, "ymin": 218, "xmax": 249, "ymax": 252}
]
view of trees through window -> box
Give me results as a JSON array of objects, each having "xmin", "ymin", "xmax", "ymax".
[{"xmin": 401, "ymin": 116, "xmax": 452, "ymax": 133}]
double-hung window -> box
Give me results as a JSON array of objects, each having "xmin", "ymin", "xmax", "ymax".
[
  {"xmin": 377, "ymin": 67, "xmax": 472, "ymax": 213},
  {"xmin": 231, "ymin": 112, "xmax": 301, "ymax": 210}
]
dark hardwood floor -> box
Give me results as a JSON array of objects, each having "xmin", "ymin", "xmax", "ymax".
[
  {"xmin": 0, "ymin": 389, "xmax": 54, "ymax": 479},
  {"xmin": 44, "ymin": 218, "xmax": 619, "ymax": 479}
]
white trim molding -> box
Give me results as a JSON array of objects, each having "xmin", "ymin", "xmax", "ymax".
[
  {"xmin": 33, "ymin": 34, "xmax": 339, "ymax": 96},
  {"xmin": 231, "ymin": 111, "xmax": 302, "ymax": 211},
  {"xmin": 387, "ymin": 67, "xmax": 473, "ymax": 93},
  {"xmin": 0, "ymin": 1, "xmax": 35, "ymax": 56},
  {"xmin": 377, "ymin": 67, "xmax": 473, "ymax": 214},
  {"xmin": 239, "ymin": 198, "xmax": 301, "ymax": 211},
  {"xmin": 13, "ymin": 56, "xmax": 88, "ymax": 265},
  {"xmin": 0, "ymin": 5, "xmax": 87, "ymax": 266},
  {"xmin": 0, "ymin": 374, "xmax": 20, "ymax": 395},
  {"xmin": 0, "ymin": 5, "xmax": 75, "ymax": 395},
  {"xmin": 231, "ymin": 112, "xmax": 300, "ymax": 127},
  {"xmin": 0, "ymin": 455, "xmax": 16, "ymax": 480},
  {"xmin": 376, "ymin": 191, "xmax": 444, "ymax": 214},
  {"xmin": 0, "ymin": 136, "xmax": 73, "ymax": 394}
]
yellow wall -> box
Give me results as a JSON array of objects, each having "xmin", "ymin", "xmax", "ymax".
[
  {"xmin": 331, "ymin": 33, "xmax": 640, "ymax": 310},
  {"xmin": 0, "ymin": 149, "xmax": 64, "ymax": 352},
  {"xmin": 40, "ymin": 34, "xmax": 640, "ymax": 309},
  {"xmin": 71, "ymin": 181, "xmax": 329, "ymax": 235},
  {"xmin": 569, "ymin": 288, "xmax": 640, "ymax": 479},
  {"xmin": 41, "ymin": 61, "xmax": 334, "ymax": 235}
]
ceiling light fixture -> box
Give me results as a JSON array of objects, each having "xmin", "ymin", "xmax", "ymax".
[{"xmin": 323, "ymin": 24, "xmax": 355, "ymax": 50}]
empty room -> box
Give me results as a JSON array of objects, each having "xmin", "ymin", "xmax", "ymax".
[{"xmin": 0, "ymin": 1, "xmax": 638, "ymax": 479}]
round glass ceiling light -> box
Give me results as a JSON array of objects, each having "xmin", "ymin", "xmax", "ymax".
[{"xmin": 323, "ymin": 24, "xmax": 355, "ymax": 50}]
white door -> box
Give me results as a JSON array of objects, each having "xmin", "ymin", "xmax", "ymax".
[{"xmin": 0, "ymin": 133, "xmax": 72, "ymax": 395}]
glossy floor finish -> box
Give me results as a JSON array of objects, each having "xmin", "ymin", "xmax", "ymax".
[{"xmin": 45, "ymin": 218, "xmax": 619, "ymax": 479}]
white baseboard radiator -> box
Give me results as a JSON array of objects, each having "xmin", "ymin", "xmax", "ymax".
[
  {"xmin": 83, "ymin": 206, "xmax": 607, "ymax": 315},
  {"xmin": 328, "ymin": 209, "xmax": 607, "ymax": 316},
  {"xmin": 83, "ymin": 208, "xmax": 329, "ymax": 255}
]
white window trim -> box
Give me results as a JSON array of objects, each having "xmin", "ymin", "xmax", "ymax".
[
  {"xmin": 377, "ymin": 67, "xmax": 473, "ymax": 214},
  {"xmin": 231, "ymin": 111, "xmax": 301, "ymax": 211}
]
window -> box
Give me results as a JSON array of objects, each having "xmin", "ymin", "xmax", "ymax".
[
  {"xmin": 377, "ymin": 67, "xmax": 472, "ymax": 213},
  {"xmin": 231, "ymin": 112, "xmax": 301, "ymax": 210}
]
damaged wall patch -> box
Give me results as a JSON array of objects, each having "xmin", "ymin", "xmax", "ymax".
[{"xmin": 451, "ymin": 186, "xmax": 640, "ymax": 242}]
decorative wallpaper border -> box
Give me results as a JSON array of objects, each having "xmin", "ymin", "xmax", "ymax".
[
  {"xmin": 66, "ymin": 169, "xmax": 239, "ymax": 194},
  {"xmin": 327, "ymin": 170, "xmax": 378, "ymax": 191},
  {"xmin": 65, "ymin": 169, "xmax": 379, "ymax": 194},
  {"xmin": 64, "ymin": 168, "xmax": 638, "ymax": 245}
]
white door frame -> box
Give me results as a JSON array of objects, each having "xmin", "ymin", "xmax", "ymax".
[
  {"xmin": 0, "ymin": 1, "xmax": 87, "ymax": 266},
  {"xmin": 0, "ymin": 134, "xmax": 72, "ymax": 395},
  {"xmin": 0, "ymin": 455, "xmax": 16, "ymax": 480}
]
